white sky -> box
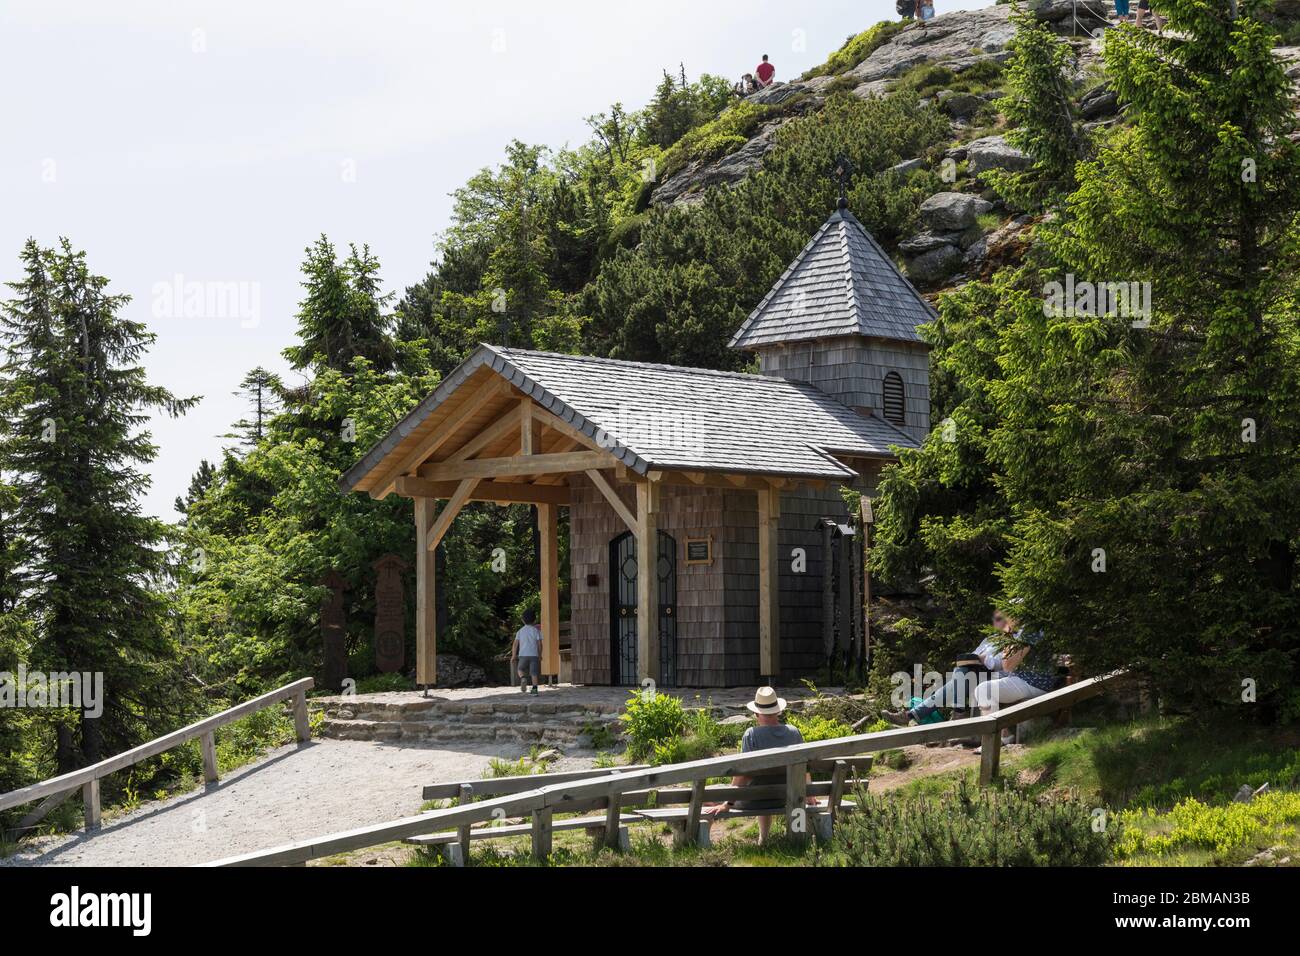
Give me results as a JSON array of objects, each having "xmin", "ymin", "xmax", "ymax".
[{"xmin": 0, "ymin": 0, "xmax": 990, "ymax": 520}]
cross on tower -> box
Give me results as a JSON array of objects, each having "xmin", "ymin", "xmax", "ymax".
[{"xmin": 830, "ymin": 155, "xmax": 855, "ymax": 209}]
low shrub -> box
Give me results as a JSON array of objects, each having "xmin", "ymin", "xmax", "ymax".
[
  {"xmin": 788, "ymin": 713, "xmax": 854, "ymax": 742},
  {"xmin": 1115, "ymin": 791, "xmax": 1300, "ymax": 861},
  {"xmin": 831, "ymin": 780, "xmax": 1116, "ymax": 866},
  {"xmin": 621, "ymin": 691, "xmax": 688, "ymax": 761}
]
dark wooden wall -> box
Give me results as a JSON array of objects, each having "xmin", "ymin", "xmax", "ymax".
[{"xmin": 567, "ymin": 465, "xmax": 887, "ymax": 688}]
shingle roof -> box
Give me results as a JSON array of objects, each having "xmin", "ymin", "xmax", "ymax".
[
  {"xmin": 340, "ymin": 345, "xmax": 918, "ymax": 492},
  {"xmin": 729, "ymin": 205, "xmax": 937, "ymax": 351}
]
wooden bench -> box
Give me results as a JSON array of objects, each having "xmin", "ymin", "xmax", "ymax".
[
  {"xmin": 407, "ymin": 756, "xmax": 872, "ymax": 861},
  {"xmin": 629, "ymin": 756, "xmax": 873, "ymax": 847}
]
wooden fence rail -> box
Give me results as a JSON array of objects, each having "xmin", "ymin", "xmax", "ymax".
[
  {"xmin": 206, "ymin": 672, "xmax": 1118, "ymax": 867},
  {"xmin": 0, "ymin": 677, "xmax": 315, "ymax": 838}
]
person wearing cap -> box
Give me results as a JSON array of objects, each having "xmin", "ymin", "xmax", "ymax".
[{"xmin": 703, "ymin": 687, "xmax": 816, "ymax": 844}]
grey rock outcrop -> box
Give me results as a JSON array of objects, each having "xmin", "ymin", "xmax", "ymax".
[
  {"xmin": 905, "ymin": 244, "xmax": 964, "ymax": 284},
  {"xmin": 919, "ymin": 191, "xmax": 992, "ymax": 231},
  {"xmin": 650, "ymin": 121, "xmax": 784, "ymax": 206},
  {"xmin": 1029, "ymin": 0, "xmax": 1110, "ymax": 25},
  {"xmin": 1079, "ymin": 82, "xmax": 1119, "ymax": 120},
  {"xmin": 966, "ymin": 135, "xmax": 1032, "ymax": 176},
  {"xmin": 848, "ymin": 6, "xmax": 1017, "ymax": 85}
]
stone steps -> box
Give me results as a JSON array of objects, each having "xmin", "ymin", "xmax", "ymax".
[{"xmin": 319, "ymin": 696, "xmax": 625, "ymax": 748}]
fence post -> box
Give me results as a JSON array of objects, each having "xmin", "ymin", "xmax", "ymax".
[
  {"xmin": 457, "ymin": 784, "xmax": 473, "ymax": 864},
  {"xmin": 293, "ymin": 690, "xmax": 311, "ymax": 743},
  {"xmin": 682, "ymin": 779, "xmax": 707, "ymax": 848},
  {"xmin": 200, "ymin": 731, "xmax": 219, "ymax": 784},
  {"xmin": 603, "ymin": 793, "xmax": 623, "ymax": 850},
  {"xmin": 531, "ymin": 807, "xmax": 553, "ymax": 861},
  {"xmin": 82, "ymin": 779, "xmax": 101, "ymax": 831},
  {"xmin": 979, "ymin": 730, "xmax": 1001, "ymax": 786},
  {"xmin": 786, "ymin": 761, "xmax": 808, "ymax": 844}
]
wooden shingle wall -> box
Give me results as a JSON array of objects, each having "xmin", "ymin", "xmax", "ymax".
[
  {"xmin": 568, "ymin": 464, "xmax": 889, "ymax": 688},
  {"xmin": 568, "ymin": 476, "xmax": 728, "ymax": 687},
  {"xmin": 757, "ymin": 336, "xmax": 931, "ymax": 445}
]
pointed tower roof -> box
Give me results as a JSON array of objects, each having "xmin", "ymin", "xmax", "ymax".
[{"xmin": 729, "ymin": 205, "xmax": 936, "ymax": 351}]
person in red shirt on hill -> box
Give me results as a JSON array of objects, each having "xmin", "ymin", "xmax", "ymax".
[{"xmin": 755, "ymin": 55, "xmax": 775, "ymax": 87}]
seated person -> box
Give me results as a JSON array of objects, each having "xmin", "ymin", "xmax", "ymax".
[
  {"xmin": 973, "ymin": 620, "xmax": 1056, "ymax": 713},
  {"xmin": 882, "ymin": 609, "xmax": 1011, "ymax": 726},
  {"xmin": 703, "ymin": 687, "xmax": 817, "ymax": 845}
]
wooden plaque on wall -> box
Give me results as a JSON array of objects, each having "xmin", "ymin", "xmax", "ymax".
[{"xmin": 685, "ymin": 535, "xmax": 713, "ymax": 566}]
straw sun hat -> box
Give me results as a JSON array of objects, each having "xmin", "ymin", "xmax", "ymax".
[{"xmin": 745, "ymin": 686, "xmax": 788, "ymax": 716}]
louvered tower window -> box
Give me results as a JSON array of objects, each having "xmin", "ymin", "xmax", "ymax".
[{"xmin": 882, "ymin": 372, "xmax": 906, "ymax": 427}]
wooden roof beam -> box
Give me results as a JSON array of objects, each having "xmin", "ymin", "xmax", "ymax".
[
  {"xmin": 422, "ymin": 450, "xmax": 616, "ymax": 483},
  {"xmin": 369, "ymin": 375, "xmax": 507, "ymax": 499},
  {"xmin": 395, "ymin": 476, "xmax": 570, "ymax": 507}
]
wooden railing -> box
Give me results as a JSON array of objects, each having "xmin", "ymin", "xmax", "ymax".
[
  {"xmin": 206, "ymin": 672, "xmax": 1118, "ymax": 867},
  {"xmin": 0, "ymin": 677, "xmax": 314, "ymax": 839}
]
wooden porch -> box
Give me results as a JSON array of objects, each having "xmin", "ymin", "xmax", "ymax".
[{"xmin": 351, "ymin": 365, "xmax": 823, "ymax": 687}]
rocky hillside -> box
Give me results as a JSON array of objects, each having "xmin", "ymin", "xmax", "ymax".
[
  {"xmin": 648, "ymin": 6, "xmax": 1106, "ymax": 288},
  {"xmin": 650, "ymin": 3, "xmax": 1300, "ymax": 295}
]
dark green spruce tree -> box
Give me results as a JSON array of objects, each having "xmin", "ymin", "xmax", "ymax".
[{"xmin": 0, "ymin": 239, "xmax": 198, "ymax": 771}]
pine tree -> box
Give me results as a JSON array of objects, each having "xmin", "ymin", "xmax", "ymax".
[
  {"xmin": 994, "ymin": 0, "xmax": 1300, "ymax": 707},
  {"xmin": 224, "ymin": 366, "xmax": 282, "ymax": 450},
  {"xmin": 284, "ymin": 236, "xmax": 395, "ymax": 375},
  {"xmin": 0, "ymin": 239, "xmax": 198, "ymax": 770},
  {"xmin": 993, "ymin": 9, "xmax": 1090, "ymax": 208}
]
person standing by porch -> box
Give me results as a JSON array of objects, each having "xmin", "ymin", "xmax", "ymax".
[{"xmin": 512, "ymin": 609, "xmax": 543, "ymax": 695}]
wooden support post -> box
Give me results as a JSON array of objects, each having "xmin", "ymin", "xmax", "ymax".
[
  {"xmin": 415, "ymin": 497, "xmax": 437, "ymax": 686},
  {"xmin": 519, "ymin": 399, "xmax": 539, "ymax": 455},
  {"xmin": 758, "ymin": 484, "xmax": 781, "ymax": 680},
  {"xmin": 785, "ymin": 761, "xmax": 807, "ymax": 843},
  {"xmin": 821, "ymin": 521, "xmax": 835, "ymax": 670},
  {"xmin": 684, "ymin": 779, "xmax": 707, "ymax": 847},
  {"xmin": 603, "ymin": 794, "xmax": 623, "ymax": 850},
  {"xmin": 457, "ymin": 784, "xmax": 473, "ymax": 864},
  {"xmin": 828, "ymin": 759, "xmax": 848, "ymax": 825},
  {"xmin": 979, "ymin": 731, "xmax": 1002, "ymax": 786},
  {"xmin": 860, "ymin": 496, "xmax": 874, "ymax": 674},
  {"xmin": 82, "ymin": 778, "xmax": 100, "ymax": 831},
  {"xmin": 200, "ymin": 731, "xmax": 219, "ymax": 784},
  {"xmin": 538, "ymin": 502, "xmax": 560, "ymax": 678},
  {"xmin": 531, "ymin": 807, "xmax": 553, "ymax": 861},
  {"xmin": 293, "ymin": 691, "xmax": 311, "ymax": 743},
  {"xmin": 635, "ymin": 481, "xmax": 661, "ymax": 686}
]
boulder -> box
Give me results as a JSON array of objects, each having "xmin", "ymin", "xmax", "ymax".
[
  {"xmin": 436, "ymin": 653, "xmax": 487, "ymax": 688},
  {"xmin": 938, "ymin": 91, "xmax": 987, "ymax": 120},
  {"xmin": 1029, "ymin": 0, "xmax": 1109, "ymax": 23},
  {"xmin": 1079, "ymin": 83, "xmax": 1118, "ymax": 120},
  {"xmin": 966, "ymin": 135, "xmax": 1032, "ymax": 177},
  {"xmin": 905, "ymin": 243, "xmax": 963, "ymax": 284},
  {"xmin": 919, "ymin": 191, "xmax": 993, "ymax": 231},
  {"xmin": 899, "ymin": 230, "xmax": 960, "ymax": 256}
]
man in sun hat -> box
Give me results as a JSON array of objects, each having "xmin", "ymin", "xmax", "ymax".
[{"xmin": 703, "ymin": 687, "xmax": 814, "ymax": 844}]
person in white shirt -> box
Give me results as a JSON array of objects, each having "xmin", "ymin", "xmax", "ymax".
[
  {"xmin": 883, "ymin": 609, "xmax": 1011, "ymax": 725},
  {"xmin": 511, "ymin": 609, "xmax": 543, "ymax": 695}
]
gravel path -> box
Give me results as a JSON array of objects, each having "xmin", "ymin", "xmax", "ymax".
[{"xmin": 2, "ymin": 739, "xmax": 596, "ymax": 868}]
